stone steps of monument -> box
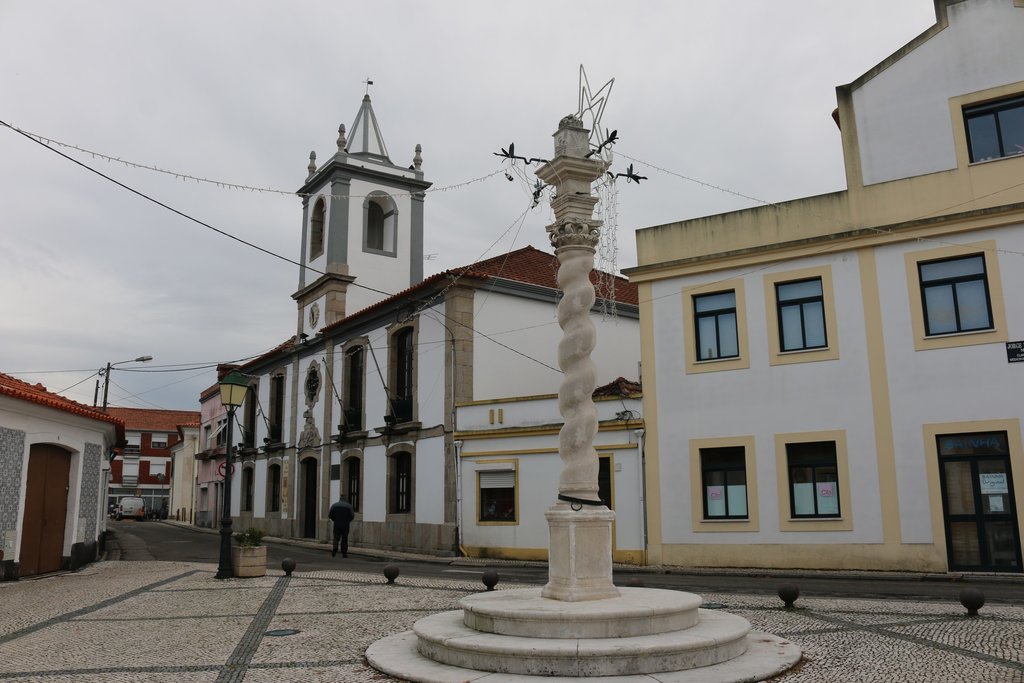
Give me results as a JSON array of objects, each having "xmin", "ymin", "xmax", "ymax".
[
  {"xmin": 413, "ymin": 608, "xmax": 751, "ymax": 677},
  {"xmin": 460, "ymin": 587, "xmax": 702, "ymax": 638}
]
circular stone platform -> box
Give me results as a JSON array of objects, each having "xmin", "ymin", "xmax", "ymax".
[
  {"xmin": 367, "ymin": 628, "xmax": 801, "ymax": 683},
  {"xmin": 460, "ymin": 587, "xmax": 701, "ymax": 638},
  {"xmin": 367, "ymin": 586, "xmax": 801, "ymax": 682}
]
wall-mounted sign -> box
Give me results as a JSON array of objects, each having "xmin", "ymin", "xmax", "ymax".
[{"xmin": 1006, "ymin": 341, "xmax": 1024, "ymax": 363}]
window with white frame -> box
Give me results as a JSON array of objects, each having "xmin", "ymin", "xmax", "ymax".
[
  {"xmin": 700, "ymin": 447, "xmax": 747, "ymax": 519},
  {"xmin": 479, "ymin": 469, "xmax": 516, "ymax": 522},
  {"xmin": 786, "ymin": 441, "xmax": 840, "ymax": 518},
  {"xmin": 918, "ymin": 254, "xmax": 993, "ymax": 336},
  {"xmin": 150, "ymin": 434, "xmax": 168, "ymax": 449}
]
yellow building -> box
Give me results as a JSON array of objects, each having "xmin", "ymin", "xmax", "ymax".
[{"xmin": 624, "ymin": 0, "xmax": 1024, "ymax": 573}]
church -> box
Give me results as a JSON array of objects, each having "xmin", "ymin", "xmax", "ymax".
[{"xmin": 221, "ymin": 94, "xmax": 640, "ymax": 555}]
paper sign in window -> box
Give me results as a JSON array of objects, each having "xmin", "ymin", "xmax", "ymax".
[{"xmin": 980, "ymin": 473, "xmax": 1008, "ymax": 495}]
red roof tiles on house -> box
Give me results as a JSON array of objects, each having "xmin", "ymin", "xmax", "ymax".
[
  {"xmin": 103, "ymin": 407, "xmax": 201, "ymax": 431},
  {"xmin": 322, "ymin": 245, "xmax": 637, "ymax": 334},
  {"xmin": 0, "ymin": 373, "xmax": 125, "ymax": 438}
]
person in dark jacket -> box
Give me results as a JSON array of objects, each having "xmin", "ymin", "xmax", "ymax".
[{"xmin": 328, "ymin": 495, "xmax": 355, "ymax": 558}]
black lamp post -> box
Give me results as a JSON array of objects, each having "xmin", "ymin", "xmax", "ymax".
[{"xmin": 214, "ymin": 370, "xmax": 249, "ymax": 580}]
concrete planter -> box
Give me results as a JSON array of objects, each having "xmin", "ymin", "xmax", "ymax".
[{"xmin": 231, "ymin": 545, "xmax": 267, "ymax": 578}]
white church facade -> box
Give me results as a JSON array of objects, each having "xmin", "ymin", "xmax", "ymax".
[{"xmin": 224, "ymin": 95, "xmax": 640, "ymax": 555}]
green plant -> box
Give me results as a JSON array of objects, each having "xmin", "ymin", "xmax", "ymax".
[{"xmin": 233, "ymin": 527, "xmax": 265, "ymax": 547}]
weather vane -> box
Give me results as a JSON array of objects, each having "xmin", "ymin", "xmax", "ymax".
[{"xmin": 363, "ymin": 77, "xmax": 374, "ymax": 95}]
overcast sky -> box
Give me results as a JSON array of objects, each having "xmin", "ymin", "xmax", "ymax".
[{"xmin": 1, "ymin": 1, "xmax": 938, "ymax": 411}]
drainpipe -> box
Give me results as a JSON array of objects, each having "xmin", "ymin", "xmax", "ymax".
[
  {"xmin": 454, "ymin": 440, "xmax": 465, "ymax": 556},
  {"xmin": 634, "ymin": 428, "xmax": 648, "ymax": 563}
]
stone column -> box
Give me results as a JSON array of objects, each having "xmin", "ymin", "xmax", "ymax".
[{"xmin": 535, "ymin": 115, "xmax": 619, "ymax": 602}]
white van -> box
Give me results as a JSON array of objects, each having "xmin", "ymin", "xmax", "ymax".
[{"xmin": 117, "ymin": 497, "xmax": 146, "ymax": 521}]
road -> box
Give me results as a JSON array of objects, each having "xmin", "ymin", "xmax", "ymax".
[{"xmin": 107, "ymin": 520, "xmax": 1024, "ymax": 604}]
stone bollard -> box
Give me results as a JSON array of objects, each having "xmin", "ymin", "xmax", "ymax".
[
  {"xmin": 481, "ymin": 569, "xmax": 499, "ymax": 591},
  {"xmin": 281, "ymin": 558, "xmax": 296, "ymax": 576},
  {"xmin": 383, "ymin": 564, "xmax": 400, "ymax": 584},
  {"xmin": 959, "ymin": 587, "xmax": 985, "ymax": 617},
  {"xmin": 778, "ymin": 583, "xmax": 800, "ymax": 609}
]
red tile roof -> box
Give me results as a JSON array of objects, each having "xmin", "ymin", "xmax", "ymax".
[
  {"xmin": 593, "ymin": 377, "xmax": 642, "ymax": 398},
  {"xmin": 322, "ymin": 245, "xmax": 637, "ymax": 334},
  {"xmin": 103, "ymin": 407, "xmax": 201, "ymax": 431},
  {"xmin": 0, "ymin": 373, "xmax": 125, "ymax": 438}
]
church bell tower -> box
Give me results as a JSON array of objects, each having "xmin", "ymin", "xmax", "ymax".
[{"xmin": 293, "ymin": 93, "xmax": 431, "ymax": 339}]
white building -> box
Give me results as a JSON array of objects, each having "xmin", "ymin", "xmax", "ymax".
[
  {"xmin": 455, "ymin": 378, "xmax": 645, "ymax": 564},
  {"xmin": 0, "ymin": 373, "xmax": 123, "ymax": 580},
  {"xmin": 168, "ymin": 422, "xmax": 199, "ymax": 523},
  {"xmin": 224, "ymin": 95, "xmax": 640, "ymax": 554},
  {"xmin": 623, "ymin": 0, "xmax": 1024, "ymax": 573}
]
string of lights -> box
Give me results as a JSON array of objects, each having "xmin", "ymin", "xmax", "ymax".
[{"xmin": 4, "ymin": 121, "xmax": 504, "ymax": 200}]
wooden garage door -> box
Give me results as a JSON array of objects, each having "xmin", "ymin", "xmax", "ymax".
[{"xmin": 19, "ymin": 445, "xmax": 71, "ymax": 576}]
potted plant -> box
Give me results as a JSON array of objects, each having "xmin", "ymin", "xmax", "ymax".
[{"xmin": 231, "ymin": 527, "xmax": 267, "ymax": 578}]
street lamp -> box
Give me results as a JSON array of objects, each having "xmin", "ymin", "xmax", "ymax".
[
  {"xmin": 214, "ymin": 370, "xmax": 249, "ymax": 580},
  {"xmin": 99, "ymin": 355, "xmax": 154, "ymax": 411}
]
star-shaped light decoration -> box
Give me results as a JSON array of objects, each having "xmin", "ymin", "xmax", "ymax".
[{"xmin": 577, "ymin": 65, "xmax": 614, "ymax": 151}]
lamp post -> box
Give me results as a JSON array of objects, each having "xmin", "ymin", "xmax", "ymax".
[
  {"xmin": 215, "ymin": 370, "xmax": 249, "ymax": 580},
  {"xmin": 99, "ymin": 355, "xmax": 154, "ymax": 411}
]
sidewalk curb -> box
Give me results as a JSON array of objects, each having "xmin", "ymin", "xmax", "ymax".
[{"xmin": 155, "ymin": 520, "xmax": 1024, "ymax": 585}]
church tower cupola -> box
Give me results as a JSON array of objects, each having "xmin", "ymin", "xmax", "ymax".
[{"xmin": 292, "ymin": 92, "xmax": 432, "ymax": 339}]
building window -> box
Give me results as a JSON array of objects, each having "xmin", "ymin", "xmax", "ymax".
[
  {"xmin": 700, "ymin": 447, "xmax": 747, "ymax": 519},
  {"xmin": 345, "ymin": 456, "xmax": 361, "ymax": 513},
  {"xmin": 479, "ymin": 469, "xmax": 516, "ymax": 522},
  {"xmin": 390, "ymin": 327, "xmax": 415, "ymax": 424},
  {"xmin": 310, "ymin": 197, "xmax": 325, "ymax": 259},
  {"xmin": 694, "ymin": 291, "xmax": 738, "ymax": 361},
  {"xmin": 390, "ymin": 451, "xmax": 412, "ymax": 514},
  {"xmin": 242, "ymin": 467, "xmax": 254, "ymax": 512},
  {"xmin": 363, "ymin": 194, "xmax": 397, "ymax": 256},
  {"xmin": 343, "ymin": 345, "xmax": 365, "ymax": 431},
  {"xmin": 367, "ymin": 202, "xmax": 385, "ymax": 251},
  {"xmin": 776, "ymin": 278, "xmax": 826, "ymax": 351},
  {"xmin": 268, "ymin": 463, "xmax": 281, "ymax": 513},
  {"xmin": 964, "ymin": 96, "xmax": 1024, "ymax": 163},
  {"xmin": 150, "ymin": 436, "xmax": 168, "ymax": 449},
  {"xmin": 269, "ymin": 374, "xmax": 285, "ymax": 442},
  {"xmin": 918, "ymin": 254, "xmax": 992, "ymax": 336},
  {"xmin": 786, "ymin": 441, "xmax": 840, "ymax": 518},
  {"xmin": 243, "ymin": 382, "xmax": 258, "ymax": 448},
  {"xmin": 214, "ymin": 418, "xmax": 227, "ymax": 448}
]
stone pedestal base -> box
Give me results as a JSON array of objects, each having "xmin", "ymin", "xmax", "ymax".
[{"xmin": 542, "ymin": 503, "xmax": 619, "ymax": 602}]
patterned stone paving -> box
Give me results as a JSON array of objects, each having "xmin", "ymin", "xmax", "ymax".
[{"xmin": 0, "ymin": 560, "xmax": 1022, "ymax": 682}]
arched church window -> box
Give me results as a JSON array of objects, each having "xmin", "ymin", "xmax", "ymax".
[
  {"xmin": 310, "ymin": 198, "xmax": 325, "ymax": 260},
  {"xmin": 363, "ymin": 193, "xmax": 398, "ymax": 256},
  {"xmin": 367, "ymin": 201, "xmax": 385, "ymax": 251}
]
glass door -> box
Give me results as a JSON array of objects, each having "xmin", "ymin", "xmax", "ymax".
[{"xmin": 938, "ymin": 432, "xmax": 1021, "ymax": 572}]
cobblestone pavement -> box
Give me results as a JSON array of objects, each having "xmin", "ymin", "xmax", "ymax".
[{"xmin": 1, "ymin": 560, "xmax": 1022, "ymax": 682}]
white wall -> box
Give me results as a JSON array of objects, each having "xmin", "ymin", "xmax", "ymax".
[
  {"xmin": 0, "ymin": 398, "xmax": 114, "ymax": 564},
  {"xmin": 650, "ymin": 252, "xmax": 885, "ymax": 545},
  {"xmin": 344, "ymin": 179, "xmax": 414, "ymax": 315},
  {"xmin": 854, "ymin": 0, "xmax": 1024, "ymax": 185},
  {"xmin": 472, "ymin": 293, "xmax": 640, "ymax": 400},
  {"xmin": 873, "ymin": 223, "xmax": 1024, "ymax": 543}
]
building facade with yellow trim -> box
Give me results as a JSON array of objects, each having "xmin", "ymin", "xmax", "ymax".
[
  {"xmin": 455, "ymin": 380, "xmax": 646, "ymax": 565},
  {"xmin": 623, "ymin": 0, "xmax": 1024, "ymax": 573}
]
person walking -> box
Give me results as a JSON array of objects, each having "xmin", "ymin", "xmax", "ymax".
[{"xmin": 328, "ymin": 495, "xmax": 355, "ymax": 558}]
